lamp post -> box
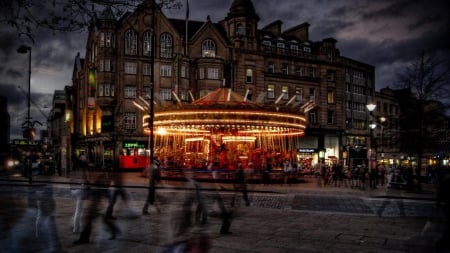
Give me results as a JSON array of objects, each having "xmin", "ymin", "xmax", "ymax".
[
  {"xmin": 379, "ymin": 116, "xmax": 386, "ymax": 163},
  {"xmin": 366, "ymin": 103, "xmax": 376, "ymax": 174},
  {"xmin": 17, "ymin": 45, "xmax": 33, "ymax": 184}
]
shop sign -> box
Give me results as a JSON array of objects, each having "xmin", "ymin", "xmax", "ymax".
[{"xmin": 297, "ymin": 148, "xmax": 317, "ymax": 153}]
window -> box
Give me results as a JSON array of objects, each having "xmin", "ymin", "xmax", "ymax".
[
  {"xmin": 281, "ymin": 63, "xmax": 289, "ymax": 75},
  {"xmin": 309, "ymin": 88, "xmax": 315, "ymax": 102},
  {"xmin": 281, "ymin": 85, "xmax": 289, "ymax": 99},
  {"xmin": 207, "ymin": 67, "xmax": 219, "ymax": 79},
  {"xmin": 125, "ymin": 62, "xmax": 137, "ymax": 74},
  {"xmin": 327, "ymin": 110, "xmax": 334, "ymax": 124},
  {"xmin": 160, "ymin": 65, "xmax": 172, "ymax": 77},
  {"xmin": 101, "ymin": 32, "xmax": 114, "ymax": 48},
  {"xmin": 309, "ymin": 67, "xmax": 316, "ymax": 78},
  {"xmin": 104, "ymin": 59, "xmax": 111, "ymax": 72},
  {"xmin": 98, "ymin": 83, "xmax": 114, "ymax": 97},
  {"xmin": 124, "ymin": 86, "xmax": 136, "ymax": 98},
  {"xmin": 246, "ymin": 68, "xmax": 253, "ymax": 83},
  {"xmin": 181, "ymin": 65, "xmax": 186, "ymax": 78},
  {"xmin": 125, "ymin": 30, "xmax": 137, "ymax": 55},
  {"xmin": 295, "ymin": 87, "xmax": 303, "ymax": 102},
  {"xmin": 327, "ymin": 90, "xmax": 334, "ymax": 104},
  {"xmin": 309, "ymin": 110, "xmax": 317, "ymax": 124},
  {"xmin": 198, "ymin": 67, "xmax": 205, "ymax": 79},
  {"xmin": 267, "ymin": 62, "xmax": 275, "ymax": 73},
  {"xmin": 105, "ymin": 32, "xmax": 114, "ymax": 47},
  {"xmin": 295, "ymin": 66, "xmax": 302, "ymax": 76},
  {"xmin": 143, "ymin": 31, "xmax": 152, "ymax": 56},
  {"xmin": 99, "ymin": 60, "xmax": 104, "ymax": 72},
  {"xmin": 143, "ymin": 63, "xmax": 151, "ymax": 76},
  {"xmin": 262, "ymin": 40, "xmax": 271, "ymax": 47},
  {"xmin": 160, "ymin": 33, "xmax": 173, "ymax": 58},
  {"xmin": 202, "ymin": 39, "xmax": 216, "ymax": 57},
  {"xmin": 236, "ymin": 23, "xmax": 244, "ymax": 36},
  {"xmin": 140, "ymin": 86, "xmax": 150, "ymax": 99},
  {"xmin": 179, "ymin": 89, "xmax": 188, "ymax": 101},
  {"xmin": 160, "ymin": 88, "xmax": 172, "ymax": 101},
  {"xmin": 327, "ymin": 70, "xmax": 335, "ymax": 81},
  {"xmin": 267, "ymin": 84, "xmax": 275, "ymax": 99},
  {"xmin": 124, "ymin": 112, "xmax": 136, "ymax": 129},
  {"xmin": 304, "ymin": 46, "xmax": 311, "ymax": 53}
]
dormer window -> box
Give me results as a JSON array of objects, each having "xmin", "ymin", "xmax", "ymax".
[{"xmin": 202, "ymin": 39, "xmax": 216, "ymax": 58}]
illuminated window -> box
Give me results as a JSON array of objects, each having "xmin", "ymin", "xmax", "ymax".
[
  {"xmin": 246, "ymin": 69, "xmax": 253, "ymax": 83},
  {"xmin": 125, "ymin": 30, "xmax": 137, "ymax": 55},
  {"xmin": 327, "ymin": 90, "xmax": 334, "ymax": 104},
  {"xmin": 281, "ymin": 85, "xmax": 289, "ymax": 99},
  {"xmin": 267, "ymin": 84, "xmax": 275, "ymax": 99},
  {"xmin": 202, "ymin": 39, "xmax": 216, "ymax": 57}
]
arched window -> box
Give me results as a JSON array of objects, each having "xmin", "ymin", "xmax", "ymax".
[
  {"xmin": 143, "ymin": 31, "xmax": 152, "ymax": 56},
  {"xmin": 160, "ymin": 33, "xmax": 173, "ymax": 58},
  {"xmin": 236, "ymin": 23, "xmax": 244, "ymax": 36},
  {"xmin": 125, "ymin": 30, "xmax": 137, "ymax": 55},
  {"xmin": 202, "ymin": 39, "xmax": 216, "ymax": 57}
]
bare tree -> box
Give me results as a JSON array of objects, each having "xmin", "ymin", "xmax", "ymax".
[
  {"xmin": 0, "ymin": 0, "xmax": 182, "ymax": 43},
  {"xmin": 395, "ymin": 52, "xmax": 450, "ymax": 187}
]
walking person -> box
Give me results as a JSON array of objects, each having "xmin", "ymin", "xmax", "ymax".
[
  {"xmin": 232, "ymin": 163, "xmax": 250, "ymax": 207},
  {"xmin": 142, "ymin": 159, "xmax": 161, "ymax": 214},
  {"xmin": 74, "ymin": 172, "xmax": 121, "ymax": 244}
]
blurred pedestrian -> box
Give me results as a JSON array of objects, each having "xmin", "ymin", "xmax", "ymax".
[
  {"xmin": 142, "ymin": 159, "xmax": 161, "ymax": 214},
  {"xmin": 105, "ymin": 157, "xmax": 130, "ymax": 220},
  {"xmin": 74, "ymin": 172, "xmax": 121, "ymax": 244},
  {"xmin": 232, "ymin": 163, "xmax": 250, "ymax": 207}
]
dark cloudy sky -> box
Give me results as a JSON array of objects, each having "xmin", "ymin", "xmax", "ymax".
[{"xmin": 1, "ymin": 0, "xmax": 449, "ymax": 141}]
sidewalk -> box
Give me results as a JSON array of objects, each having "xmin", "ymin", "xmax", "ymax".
[
  {"xmin": 1, "ymin": 169, "xmax": 438, "ymax": 201},
  {"xmin": 0, "ymin": 169, "xmax": 448, "ymax": 253}
]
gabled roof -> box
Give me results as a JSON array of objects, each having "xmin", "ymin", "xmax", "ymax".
[{"xmin": 168, "ymin": 18, "xmax": 205, "ymax": 40}]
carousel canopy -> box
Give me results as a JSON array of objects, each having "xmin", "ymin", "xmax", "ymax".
[{"xmin": 142, "ymin": 88, "xmax": 307, "ymax": 136}]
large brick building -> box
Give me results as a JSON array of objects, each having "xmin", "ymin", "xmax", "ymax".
[{"xmin": 68, "ymin": 0, "xmax": 376, "ymax": 169}]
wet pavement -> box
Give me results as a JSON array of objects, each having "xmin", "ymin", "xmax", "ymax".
[{"xmin": 0, "ymin": 170, "xmax": 448, "ymax": 252}]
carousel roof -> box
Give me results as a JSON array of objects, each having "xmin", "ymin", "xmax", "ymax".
[
  {"xmin": 191, "ymin": 88, "xmax": 257, "ymax": 107},
  {"xmin": 142, "ymin": 88, "xmax": 307, "ymax": 136}
]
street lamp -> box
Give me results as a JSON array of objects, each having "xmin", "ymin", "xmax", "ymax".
[
  {"xmin": 17, "ymin": 45, "xmax": 32, "ymax": 184},
  {"xmin": 366, "ymin": 102, "xmax": 376, "ymax": 174},
  {"xmin": 379, "ymin": 116, "xmax": 386, "ymax": 162}
]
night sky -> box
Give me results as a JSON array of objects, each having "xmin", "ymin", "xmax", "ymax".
[{"xmin": 1, "ymin": 0, "xmax": 449, "ymax": 140}]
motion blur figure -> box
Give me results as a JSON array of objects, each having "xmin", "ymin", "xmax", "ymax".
[
  {"xmin": 163, "ymin": 176, "xmax": 211, "ymax": 253},
  {"xmin": 74, "ymin": 172, "xmax": 121, "ymax": 244},
  {"xmin": 142, "ymin": 159, "xmax": 161, "ymax": 214}
]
